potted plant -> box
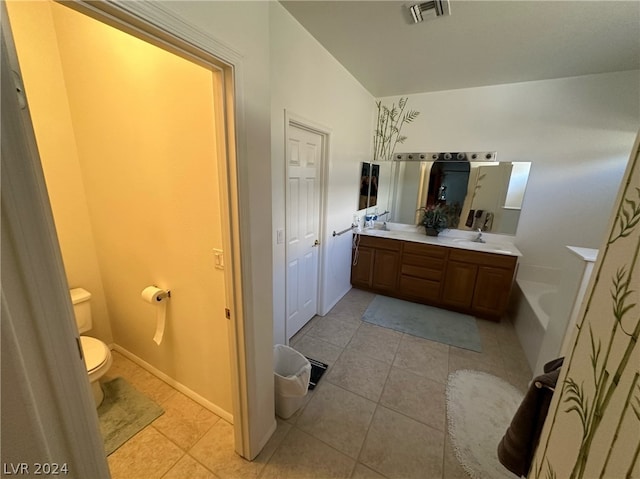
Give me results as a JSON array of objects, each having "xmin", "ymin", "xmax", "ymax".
[
  {"xmin": 420, "ymin": 205, "xmax": 448, "ymax": 236},
  {"xmin": 373, "ymin": 97, "xmax": 420, "ymax": 162}
]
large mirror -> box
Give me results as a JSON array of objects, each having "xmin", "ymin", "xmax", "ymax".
[
  {"xmin": 386, "ymin": 153, "xmax": 531, "ymax": 235},
  {"xmin": 358, "ymin": 162, "xmax": 380, "ymax": 210}
]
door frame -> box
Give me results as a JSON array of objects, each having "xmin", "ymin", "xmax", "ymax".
[
  {"xmin": 284, "ymin": 110, "xmax": 331, "ymax": 340},
  {"xmin": 1, "ymin": 10, "xmax": 111, "ymax": 476},
  {"xmin": 2, "ymin": 0, "xmax": 255, "ymax": 461}
]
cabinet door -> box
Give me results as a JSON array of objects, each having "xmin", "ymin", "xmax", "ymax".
[
  {"xmin": 442, "ymin": 261, "xmax": 477, "ymax": 309},
  {"xmin": 473, "ymin": 266, "xmax": 514, "ymax": 316},
  {"xmin": 351, "ymin": 247, "xmax": 374, "ymax": 288},
  {"xmin": 372, "ymin": 249, "xmax": 400, "ymax": 292}
]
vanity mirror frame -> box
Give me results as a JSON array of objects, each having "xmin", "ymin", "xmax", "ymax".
[{"xmin": 376, "ymin": 152, "xmax": 531, "ymax": 236}]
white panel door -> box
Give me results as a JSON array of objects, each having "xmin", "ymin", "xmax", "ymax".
[{"xmin": 286, "ymin": 124, "xmax": 322, "ymax": 339}]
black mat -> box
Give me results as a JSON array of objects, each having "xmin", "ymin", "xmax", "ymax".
[{"xmin": 305, "ymin": 357, "xmax": 328, "ymax": 390}]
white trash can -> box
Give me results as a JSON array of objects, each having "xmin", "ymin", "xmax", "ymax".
[{"xmin": 273, "ymin": 344, "xmax": 311, "ymax": 419}]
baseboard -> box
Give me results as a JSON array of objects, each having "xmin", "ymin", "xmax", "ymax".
[
  {"xmin": 319, "ymin": 285, "xmax": 351, "ymax": 316},
  {"xmin": 109, "ymin": 343, "xmax": 234, "ymax": 424}
]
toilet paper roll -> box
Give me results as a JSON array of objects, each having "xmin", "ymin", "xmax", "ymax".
[
  {"xmin": 141, "ymin": 286, "xmax": 167, "ymax": 303},
  {"xmin": 141, "ymin": 286, "xmax": 170, "ymax": 345}
]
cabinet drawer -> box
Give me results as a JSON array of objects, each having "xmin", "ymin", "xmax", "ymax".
[
  {"xmin": 399, "ymin": 276, "xmax": 441, "ymax": 301},
  {"xmin": 401, "ymin": 263, "xmax": 443, "ymax": 281},
  {"xmin": 403, "ymin": 242, "xmax": 447, "ymax": 258},
  {"xmin": 402, "ymin": 253, "xmax": 446, "ymax": 270},
  {"xmin": 358, "ymin": 235, "xmax": 401, "ymax": 251},
  {"xmin": 448, "ymin": 249, "xmax": 517, "ymax": 269}
]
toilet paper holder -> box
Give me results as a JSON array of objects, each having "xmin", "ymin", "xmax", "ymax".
[
  {"xmin": 156, "ymin": 289, "xmax": 171, "ymax": 300},
  {"xmin": 141, "ymin": 285, "xmax": 171, "ymax": 303}
]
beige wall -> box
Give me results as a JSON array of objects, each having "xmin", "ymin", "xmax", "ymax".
[
  {"xmin": 9, "ymin": 1, "xmax": 232, "ymax": 415},
  {"xmin": 7, "ymin": 1, "xmax": 113, "ymax": 344},
  {"xmin": 530, "ymin": 135, "xmax": 640, "ymax": 478}
]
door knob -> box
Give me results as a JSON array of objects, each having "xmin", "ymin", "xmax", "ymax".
[{"xmin": 313, "ymin": 239, "xmax": 320, "ymax": 247}]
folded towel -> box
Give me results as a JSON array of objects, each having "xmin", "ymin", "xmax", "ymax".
[
  {"xmin": 497, "ymin": 358, "xmax": 564, "ymax": 477},
  {"xmin": 483, "ymin": 212, "xmax": 494, "ymax": 232},
  {"xmin": 473, "ymin": 211, "xmax": 487, "ymax": 231}
]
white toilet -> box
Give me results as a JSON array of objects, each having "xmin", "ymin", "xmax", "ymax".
[{"xmin": 70, "ymin": 288, "xmax": 113, "ymax": 407}]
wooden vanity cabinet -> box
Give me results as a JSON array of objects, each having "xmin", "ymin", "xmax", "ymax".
[
  {"xmin": 351, "ymin": 234, "xmax": 517, "ymax": 320},
  {"xmin": 351, "ymin": 235, "xmax": 400, "ymax": 293},
  {"xmin": 442, "ymin": 249, "xmax": 517, "ymax": 318}
]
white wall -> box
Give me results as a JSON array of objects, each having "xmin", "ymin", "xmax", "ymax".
[
  {"xmin": 380, "ymin": 70, "xmax": 640, "ymax": 273},
  {"xmin": 269, "ymin": 3, "xmax": 374, "ymax": 344}
]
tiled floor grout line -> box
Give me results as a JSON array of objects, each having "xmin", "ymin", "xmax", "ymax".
[
  {"xmin": 186, "ymin": 452, "xmax": 224, "ymax": 479},
  {"xmin": 442, "ymin": 345, "xmax": 452, "ymax": 479},
  {"xmin": 291, "ymin": 295, "xmax": 393, "ymax": 478},
  {"xmin": 351, "ymin": 403, "xmax": 390, "ymax": 479},
  {"xmin": 257, "ymin": 422, "xmax": 296, "ymax": 479},
  {"xmin": 349, "ymin": 303, "xmax": 396, "ymax": 479},
  {"xmin": 347, "ymin": 331, "xmax": 403, "ymax": 477},
  {"xmin": 149, "ymin": 415, "xmax": 219, "ymax": 454},
  {"xmin": 157, "ymin": 449, "xmax": 187, "ymax": 479},
  {"xmin": 280, "ymin": 415, "xmax": 370, "ymax": 477}
]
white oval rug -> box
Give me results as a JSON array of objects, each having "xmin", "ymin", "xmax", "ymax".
[{"xmin": 446, "ymin": 370, "xmax": 523, "ymax": 479}]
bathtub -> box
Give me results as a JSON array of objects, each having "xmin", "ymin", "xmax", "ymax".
[
  {"xmin": 510, "ymin": 279, "xmax": 558, "ymax": 373},
  {"xmin": 511, "ymin": 249, "xmax": 597, "ymax": 375},
  {"xmin": 519, "ymin": 281, "xmax": 557, "ymax": 329}
]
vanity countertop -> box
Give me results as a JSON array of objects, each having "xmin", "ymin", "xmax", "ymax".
[{"xmin": 357, "ymin": 223, "xmax": 522, "ymax": 257}]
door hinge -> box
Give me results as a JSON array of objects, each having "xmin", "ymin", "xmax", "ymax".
[{"xmin": 225, "ymin": 308, "xmax": 231, "ymax": 320}]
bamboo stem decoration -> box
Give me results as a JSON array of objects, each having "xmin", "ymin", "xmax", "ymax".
[{"xmin": 373, "ymin": 98, "xmax": 419, "ymax": 162}]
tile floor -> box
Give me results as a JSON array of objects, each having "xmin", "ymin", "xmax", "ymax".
[{"xmin": 103, "ymin": 288, "xmax": 532, "ymax": 479}]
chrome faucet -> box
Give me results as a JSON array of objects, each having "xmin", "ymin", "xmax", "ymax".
[{"xmin": 473, "ymin": 228, "xmax": 485, "ymax": 243}]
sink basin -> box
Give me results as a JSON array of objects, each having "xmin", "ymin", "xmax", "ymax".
[{"xmin": 450, "ymin": 239, "xmax": 506, "ymax": 252}]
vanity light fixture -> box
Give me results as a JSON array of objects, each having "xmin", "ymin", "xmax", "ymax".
[
  {"xmin": 398, "ymin": 152, "xmax": 497, "ymax": 161},
  {"xmin": 407, "ymin": 0, "xmax": 451, "ymax": 23}
]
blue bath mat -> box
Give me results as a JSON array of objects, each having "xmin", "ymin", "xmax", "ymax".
[{"xmin": 363, "ymin": 295, "xmax": 482, "ymax": 352}]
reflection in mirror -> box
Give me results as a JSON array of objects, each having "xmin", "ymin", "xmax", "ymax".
[
  {"xmin": 358, "ymin": 162, "xmax": 380, "ymax": 210},
  {"xmin": 460, "ymin": 161, "xmax": 531, "ymax": 234},
  {"xmin": 426, "ymin": 160, "xmax": 470, "ymax": 229},
  {"xmin": 388, "ymin": 157, "xmax": 531, "ymax": 235}
]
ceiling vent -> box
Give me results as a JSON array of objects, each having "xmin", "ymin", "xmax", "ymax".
[{"xmin": 407, "ymin": 0, "xmax": 451, "ymax": 23}]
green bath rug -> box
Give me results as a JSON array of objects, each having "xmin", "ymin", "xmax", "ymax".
[
  {"xmin": 97, "ymin": 377, "xmax": 164, "ymax": 455},
  {"xmin": 363, "ymin": 295, "xmax": 482, "ymax": 352}
]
